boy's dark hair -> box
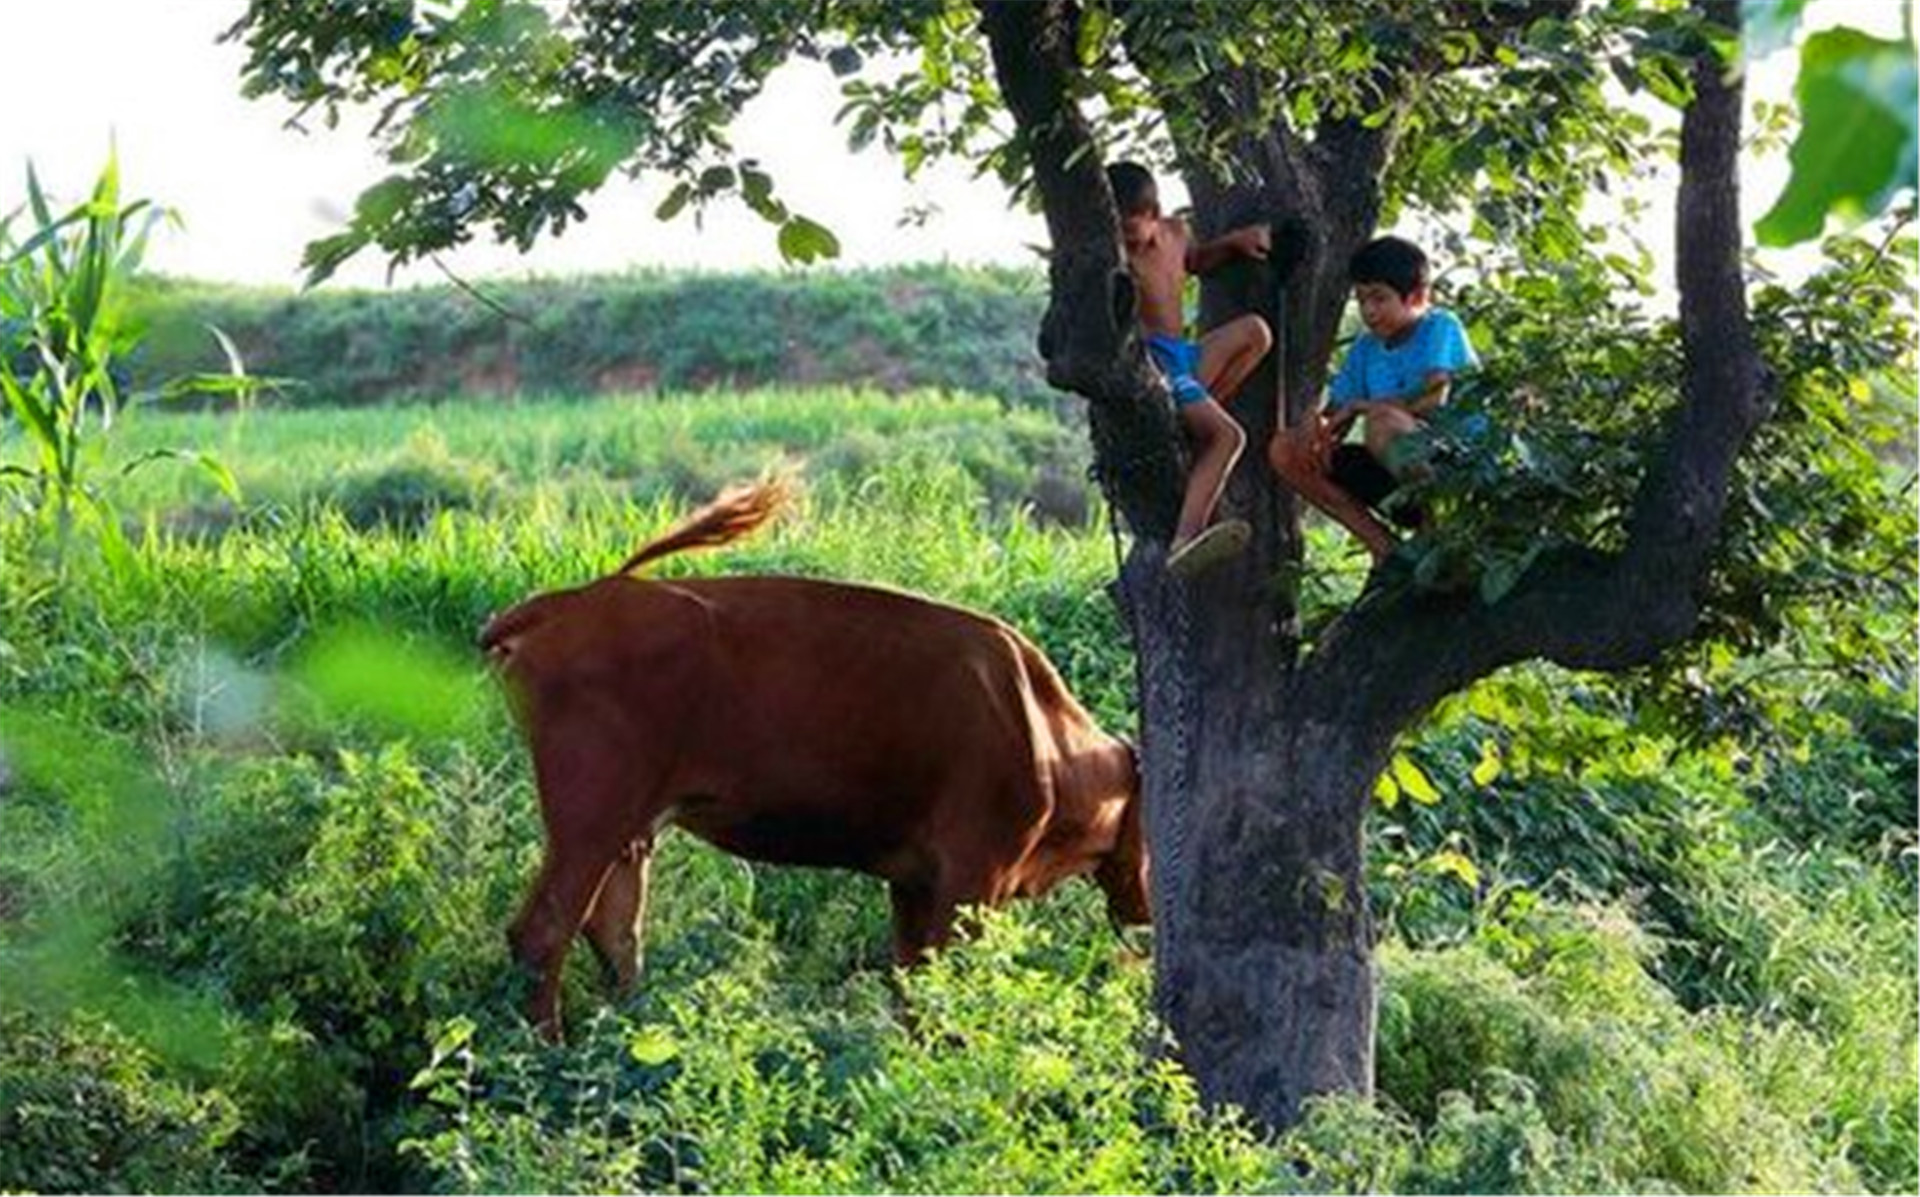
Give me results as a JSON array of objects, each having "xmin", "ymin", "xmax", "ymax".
[
  {"xmin": 1105, "ymin": 161, "xmax": 1157, "ymax": 215},
  {"xmin": 1348, "ymin": 236, "xmax": 1429, "ymax": 298}
]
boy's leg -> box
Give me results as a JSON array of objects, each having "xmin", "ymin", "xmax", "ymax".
[
  {"xmin": 1358, "ymin": 408, "xmax": 1430, "ymax": 528},
  {"xmin": 1170, "ymin": 397, "xmax": 1248, "ymax": 566},
  {"xmin": 1267, "ymin": 422, "xmax": 1397, "ymax": 562},
  {"xmin": 1197, "ymin": 315, "xmax": 1273, "ymax": 406},
  {"xmin": 1362, "ymin": 405, "xmax": 1421, "ymax": 466}
]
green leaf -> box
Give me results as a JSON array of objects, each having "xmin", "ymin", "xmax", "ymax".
[
  {"xmin": 292, "ymin": 625, "xmax": 485, "ymax": 739},
  {"xmin": 24, "ymin": 161, "xmax": 54, "ymax": 234},
  {"xmin": 0, "ymin": 367, "xmax": 59, "ymax": 455},
  {"xmin": 1757, "ymin": 28, "xmax": 1919, "ymax": 247},
  {"xmin": 191, "ymin": 452, "xmax": 242, "ymax": 503},
  {"xmin": 1637, "ymin": 54, "xmax": 1694, "ymax": 108},
  {"xmin": 4, "ymin": 204, "xmax": 87, "ymax": 268},
  {"xmin": 629, "ymin": 1024, "xmax": 679, "ymax": 1066},
  {"xmin": 739, "ymin": 165, "xmax": 786, "ymax": 223},
  {"xmin": 301, "ymin": 230, "xmax": 370, "ymax": 289},
  {"xmin": 1373, "ymin": 772, "xmax": 1400, "ymax": 809},
  {"xmin": 826, "ymin": 45, "xmax": 863, "ymax": 77},
  {"xmin": 429, "ymin": 1016, "xmax": 474, "ymax": 1062},
  {"xmin": 118, "ymin": 448, "xmax": 240, "ymax": 503},
  {"xmin": 1391, "ymin": 754, "xmax": 1441, "ymax": 805},
  {"xmin": 654, "ymin": 181, "xmax": 693, "ymax": 222},
  {"xmin": 1471, "ymin": 740, "xmax": 1503, "ymax": 787},
  {"xmin": 1420, "ymin": 848, "xmax": 1481, "ymax": 890},
  {"xmin": 1076, "ymin": 3, "xmax": 1111, "ymax": 66},
  {"xmin": 776, "ymin": 213, "xmax": 841, "ymax": 264},
  {"xmin": 205, "ymin": 322, "xmax": 248, "ymax": 380},
  {"xmin": 156, "ymin": 374, "xmax": 283, "ymax": 404}
]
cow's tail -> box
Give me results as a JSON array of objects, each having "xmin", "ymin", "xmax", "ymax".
[
  {"xmin": 480, "ymin": 476, "xmax": 791, "ymax": 663},
  {"xmin": 614, "ymin": 474, "xmax": 795, "ymax": 577}
]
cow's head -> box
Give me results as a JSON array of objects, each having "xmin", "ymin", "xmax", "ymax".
[{"xmin": 1092, "ymin": 741, "xmax": 1150, "ymax": 926}]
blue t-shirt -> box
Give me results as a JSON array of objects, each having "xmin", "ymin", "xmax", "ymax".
[{"xmin": 1327, "ymin": 308, "xmax": 1478, "ymax": 408}]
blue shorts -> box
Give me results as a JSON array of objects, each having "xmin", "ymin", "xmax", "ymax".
[{"xmin": 1146, "ymin": 333, "xmax": 1211, "ymax": 407}]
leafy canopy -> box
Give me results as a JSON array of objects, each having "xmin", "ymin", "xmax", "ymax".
[{"xmin": 228, "ymin": 2, "xmax": 1750, "ymax": 282}]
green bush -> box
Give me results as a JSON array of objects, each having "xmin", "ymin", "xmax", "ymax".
[
  {"xmin": 402, "ymin": 912, "xmax": 1288, "ymax": 1195},
  {"xmin": 325, "ymin": 428, "xmax": 503, "ymax": 529},
  {"xmin": 125, "ymin": 745, "xmax": 537, "ymax": 1185},
  {"xmin": 0, "ymin": 1012, "xmax": 242, "ymax": 1194},
  {"xmin": 1374, "ymin": 910, "xmax": 1877, "ymax": 1192}
]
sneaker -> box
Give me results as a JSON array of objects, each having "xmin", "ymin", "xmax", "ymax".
[{"xmin": 1167, "ymin": 519, "xmax": 1251, "ymax": 578}]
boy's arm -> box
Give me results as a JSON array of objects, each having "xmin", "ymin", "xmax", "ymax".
[
  {"xmin": 1402, "ymin": 370, "xmax": 1453, "ymax": 416},
  {"xmin": 1393, "ymin": 313, "xmax": 1476, "ymax": 415},
  {"xmin": 1339, "ymin": 373, "xmax": 1450, "ymax": 421},
  {"xmin": 1184, "ymin": 224, "xmax": 1270, "ymax": 275}
]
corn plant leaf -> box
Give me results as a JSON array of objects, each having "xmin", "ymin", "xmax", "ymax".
[
  {"xmin": 121, "ymin": 448, "xmax": 242, "ymax": 503},
  {"xmin": 156, "ymin": 373, "xmax": 286, "ymax": 405},
  {"xmin": 0, "ymin": 368, "xmax": 60, "ymax": 464}
]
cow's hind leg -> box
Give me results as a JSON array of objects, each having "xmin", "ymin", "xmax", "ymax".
[
  {"xmin": 510, "ymin": 840, "xmax": 627, "ymax": 1039},
  {"xmin": 510, "ymin": 705, "xmax": 662, "ymax": 1039},
  {"xmin": 583, "ymin": 838, "xmax": 654, "ymax": 996}
]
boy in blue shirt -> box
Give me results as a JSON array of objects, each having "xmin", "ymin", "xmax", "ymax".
[{"xmin": 1268, "ymin": 236, "xmax": 1478, "ymax": 562}]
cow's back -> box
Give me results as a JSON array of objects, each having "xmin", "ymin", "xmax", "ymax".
[
  {"xmin": 668, "ymin": 576, "xmax": 1052, "ymax": 873},
  {"xmin": 505, "ymin": 574, "xmax": 1058, "ymax": 881}
]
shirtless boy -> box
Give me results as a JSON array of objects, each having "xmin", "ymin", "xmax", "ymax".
[{"xmin": 1107, "ymin": 161, "xmax": 1275, "ymax": 577}]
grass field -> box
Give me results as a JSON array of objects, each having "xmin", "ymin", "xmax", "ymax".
[{"xmin": 0, "ymin": 386, "xmax": 1912, "ymax": 1193}]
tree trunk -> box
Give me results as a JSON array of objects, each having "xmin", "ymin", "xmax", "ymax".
[
  {"xmin": 982, "ymin": 0, "xmax": 1760, "ymax": 1134},
  {"xmin": 1173, "ymin": 716, "xmax": 1383, "ymax": 1123},
  {"xmin": 1119, "ymin": 410, "xmax": 1388, "ymax": 1126},
  {"xmin": 1115, "ymin": 62, "xmax": 1405, "ymax": 1132}
]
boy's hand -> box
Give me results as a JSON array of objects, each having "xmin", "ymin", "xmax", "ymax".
[
  {"xmin": 1276, "ymin": 418, "xmax": 1337, "ymax": 475},
  {"xmin": 1235, "ymin": 226, "xmax": 1271, "ymax": 259}
]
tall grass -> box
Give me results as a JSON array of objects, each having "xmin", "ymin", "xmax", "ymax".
[{"xmin": 61, "ymin": 387, "xmax": 1093, "ymax": 537}]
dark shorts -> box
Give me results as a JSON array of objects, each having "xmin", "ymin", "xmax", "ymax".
[{"xmin": 1330, "ymin": 444, "xmax": 1425, "ymax": 529}]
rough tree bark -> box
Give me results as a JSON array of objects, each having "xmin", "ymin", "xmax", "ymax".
[{"xmin": 978, "ymin": 0, "xmax": 1768, "ymax": 1130}]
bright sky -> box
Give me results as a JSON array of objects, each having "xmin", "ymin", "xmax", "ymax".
[{"xmin": 0, "ymin": 1, "xmax": 1902, "ymax": 291}]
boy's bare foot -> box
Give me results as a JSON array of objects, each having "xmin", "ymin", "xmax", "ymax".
[{"xmin": 1167, "ymin": 519, "xmax": 1251, "ymax": 578}]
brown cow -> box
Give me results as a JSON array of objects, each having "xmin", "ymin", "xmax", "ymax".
[{"xmin": 481, "ymin": 479, "xmax": 1149, "ymax": 1034}]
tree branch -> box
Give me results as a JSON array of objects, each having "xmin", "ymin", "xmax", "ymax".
[
  {"xmin": 977, "ymin": 0, "xmax": 1186, "ymax": 541},
  {"xmin": 1306, "ymin": 0, "xmax": 1771, "ymax": 737}
]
